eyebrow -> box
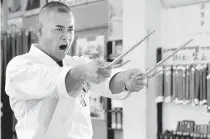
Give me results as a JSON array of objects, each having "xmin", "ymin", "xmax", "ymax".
[
  {"xmin": 55, "ymin": 25, "xmax": 64, "ymax": 28},
  {"xmin": 55, "ymin": 25, "xmax": 74, "ymax": 28}
]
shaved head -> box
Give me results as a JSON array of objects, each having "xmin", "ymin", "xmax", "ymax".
[
  {"xmin": 40, "ymin": 1, "xmax": 71, "ymax": 14},
  {"xmin": 36, "ymin": 1, "xmax": 75, "ymax": 61},
  {"xmin": 39, "ymin": 1, "xmax": 72, "ymax": 24}
]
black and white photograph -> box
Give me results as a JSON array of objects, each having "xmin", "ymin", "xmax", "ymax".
[{"xmin": 1, "ymin": 0, "xmax": 210, "ymax": 139}]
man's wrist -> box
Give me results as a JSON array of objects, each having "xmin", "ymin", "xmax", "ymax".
[
  {"xmin": 124, "ymin": 85, "xmax": 128, "ymax": 91},
  {"xmin": 120, "ymin": 71, "xmax": 128, "ymax": 89}
]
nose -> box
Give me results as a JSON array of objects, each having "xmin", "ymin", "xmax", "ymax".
[
  {"xmin": 61, "ymin": 35, "xmax": 70, "ymax": 40},
  {"xmin": 61, "ymin": 36, "xmax": 66, "ymax": 40},
  {"xmin": 61, "ymin": 32, "xmax": 71, "ymax": 40}
]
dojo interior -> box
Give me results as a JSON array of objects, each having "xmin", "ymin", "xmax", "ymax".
[{"xmin": 1, "ymin": 0, "xmax": 210, "ymax": 139}]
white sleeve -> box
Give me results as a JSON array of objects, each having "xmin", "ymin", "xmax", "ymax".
[
  {"xmin": 64, "ymin": 56, "xmax": 130, "ymax": 99},
  {"xmin": 89, "ymin": 68, "xmax": 130, "ymax": 100},
  {"xmin": 5, "ymin": 58, "xmax": 72, "ymax": 100}
]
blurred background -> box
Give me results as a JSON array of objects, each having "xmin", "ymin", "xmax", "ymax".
[{"xmin": 1, "ymin": 0, "xmax": 210, "ymax": 139}]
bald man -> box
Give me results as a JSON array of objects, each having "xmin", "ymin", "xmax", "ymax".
[{"xmin": 5, "ymin": 1, "xmax": 147, "ymax": 139}]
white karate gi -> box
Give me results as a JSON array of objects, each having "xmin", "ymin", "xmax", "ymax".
[{"xmin": 5, "ymin": 44, "xmax": 128, "ymax": 139}]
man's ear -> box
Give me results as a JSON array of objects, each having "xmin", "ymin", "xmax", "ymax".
[{"xmin": 36, "ymin": 23, "xmax": 42, "ymax": 37}]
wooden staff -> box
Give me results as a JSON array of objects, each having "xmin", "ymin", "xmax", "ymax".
[
  {"xmin": 155, "ymin": 67, "xmax": 164, "ymax": 103},
  {"xmin": 194, "ymin": 65, "xmax": 201, "ymax": 105},
  {"xmin": 207, "ymin": 64, "xmax": 210, "ymax": 112},
  {"xmin": 190, "ymin": 65, "xmax": 195, "ymax": 104},
  {"xmin": 185, "ymin": 65, "xmax": 190, "ymax": 103},
  {"xmin": 182, "ymin": 66, "xmax": 186, "ymax": 104}
]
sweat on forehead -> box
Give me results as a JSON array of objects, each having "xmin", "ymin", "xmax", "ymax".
[{"xmin": 39, "ymin": 1, "xmax": 71, "ymax": 17}]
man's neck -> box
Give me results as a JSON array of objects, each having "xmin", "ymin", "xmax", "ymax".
[{"xmin": 35, "ymin": 44, "xmax": 60, "ymax": 62}]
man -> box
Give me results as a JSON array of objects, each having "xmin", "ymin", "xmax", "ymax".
[{"xmin": 5, "ymin": 1, "xmax": 147, "ymax": 139}]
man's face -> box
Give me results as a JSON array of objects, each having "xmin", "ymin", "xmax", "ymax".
[{"xmin": 39, "ymin": 11, "xmax": 74, "ymax": 61}]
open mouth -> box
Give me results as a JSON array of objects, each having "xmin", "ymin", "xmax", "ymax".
[{"xmin": 59, "ymin": 44, "xmax": 67, "ymax": 50}]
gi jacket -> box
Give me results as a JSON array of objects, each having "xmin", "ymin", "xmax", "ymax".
[{"xmin": 5, "ymin": 44, "xmax": 128, "ymax": 139}]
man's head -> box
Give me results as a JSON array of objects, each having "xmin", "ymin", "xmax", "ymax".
[{"xmin": 36, "ymin": 1, "xmax": 74, "ymax": 61}]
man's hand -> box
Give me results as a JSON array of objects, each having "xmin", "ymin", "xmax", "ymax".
[
  {"xmin": 66, "ymin": 60, "xmax": 112, "ymax": 98},
  {"xmin": 82, "ymin": 60, "xmax": 112, "ymax": 84},
  {"xmin": 124, "ymin": 68, "xmax": 147, "ymax": 92}
]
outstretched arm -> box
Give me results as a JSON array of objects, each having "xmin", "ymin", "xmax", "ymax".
[{"xmin": 89, "ymin": 68, "xmax": 147, "ymax": 99}]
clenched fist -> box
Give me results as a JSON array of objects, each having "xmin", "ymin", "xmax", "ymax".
[
  {"xmin": 82, "ymin": 60, "xmax": 112, "ymax": 84},
  {"xmin": 123, "ymin": 68, "xmax": 147, "ymax": 92}
]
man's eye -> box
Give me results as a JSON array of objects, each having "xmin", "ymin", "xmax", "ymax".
[
  {"xmin": 56, "ymin": 28, "xmax": 63, "ymax": 31},
  {"xmin": 68, "ymin": 28, "xmax": 74, "ymax": 32}
]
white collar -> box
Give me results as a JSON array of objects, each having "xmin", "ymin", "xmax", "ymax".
[{"xmin": 29, "ymin": 44, "xmax": 61, "ymax": 66}]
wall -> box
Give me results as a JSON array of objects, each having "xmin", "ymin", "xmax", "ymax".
[
  {"xmin": 160, "ymin": 2, "xmax": 210, "ymax": 131},
  {"xmin": 23, "ymin": 14, "xmax": 39, "ymax": 29},
  {"xmin": 122, "ymin": 0, "xmax": 165, "ymax": 138},
  {"xmin": 163, "ymin": 104, "xmax": 210, "ymax": 130},
  {"xmin": 72, "ymin": 0, "xmax": 108, "ymax": 31},
  {"xmin": 145, "ymin": 0, "xmax": 164, "ymax": 139},
  {"xmin": 122, "ymin": 0, "xmax": 147, "ymax": 139},
  {"xmin": 91, "ymin": 119, "xmax": 107, "ymax": 139},
  {"xmin": 161, "ymin": 2, "xmax": 210, "ymax": 47}
]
